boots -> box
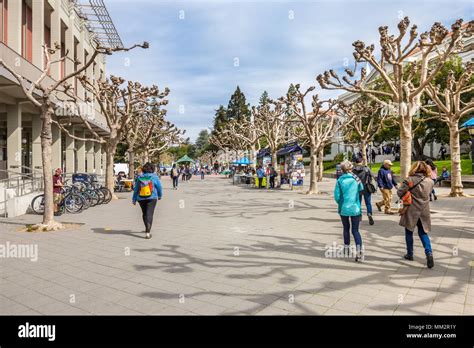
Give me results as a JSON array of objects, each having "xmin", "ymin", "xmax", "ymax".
[{"xmin": 426, "ymin": 254, "xmax": 434, "ymax": 268}]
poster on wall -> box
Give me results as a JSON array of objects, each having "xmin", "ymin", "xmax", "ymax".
[{"xmin": 263, "ymin": 156, "xmax": 271, "ymax": 167}]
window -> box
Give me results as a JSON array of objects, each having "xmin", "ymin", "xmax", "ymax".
[
  {"xmin": 21, "ymin": 0, "xmax": 33, "ymax": 62},
  {"xmin": 0, "ymin": 0, "xmax": 8, "ymax": 43}
]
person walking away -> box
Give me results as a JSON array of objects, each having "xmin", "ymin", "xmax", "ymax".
[
  {"xmin": 171, "ymin": 164, "xmax": 179, "ymax": 190},
  {"xmin": 376, "ymin": 160, "xmax": 398, "ymax": 215},
  {"xmin": 181, "ymin": 165, "xmax": 186, "ymax": 182},
  {"xmin": 371, "ymin": 149, "xmax": 377, "ymax": 164},
  {"xmin": 200, "ymin": 166, "xmax": 205, "ymax": 180},
  {"xmin": 439, "ymin": 145, "xmax": 447, "ymax": 161},
  {"xmin": 132, "ymin": 162, "xmax": 163, "ymax": 239},
  {"xmin": 334, "ymin": 161, "xmax": 364, "ymax": 262},
  {"xmin": 397, "ymin": 161, "xmax": 434, "ymax": 268},
  {"xmin": 256, "ymin": 165, "xmax": 265, "ymax": 189},
  {"xmin": 53, "ymin": 168, "xmax": 64, "ymax": 216},
  {"xmin": 269, "ymin": 165, "xmax": 277, "ymax": 189},
  {"xmin": 425, "ymin": 159, "xmax": 438, "ymax": 201},
  {"xmin": 353, "ymin": 158, "xmax": 376, "ymax": 225}
]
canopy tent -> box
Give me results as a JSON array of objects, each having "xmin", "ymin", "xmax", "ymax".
[
  {"xmin": 256, "ymin": 148, "xmax": 271, "ymax": 159},
  {"xmin": 232, "ymin": 157, "xmax": 253, "ymax": 166},
  {"xmin": 176, "ymin": 155, "xmax": 195, "ymax": 164},
  {"xmin": 277, "ymin": 142, "xmax": 305, "ymax": 156},
  {"xmin": 461, "ymin": 117, "xmax": 474, "ymax": 129}
]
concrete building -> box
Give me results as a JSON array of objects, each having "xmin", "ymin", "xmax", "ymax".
[{"xmin": 0, "ymin": 0, "xmax": 119, "ymax": 180}]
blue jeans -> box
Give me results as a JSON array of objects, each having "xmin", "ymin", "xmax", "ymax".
[
  {"xmin": 405, "ymin": 219, "xmax": 432, "ymax": 256},
  {"xmin": 172, "ymin": 176, "xmax": 179, "ymax": 188},
  {"xmin": 360, "ymin": 192, "xmax": 373, "ymax": 215},
  {"xmin": 340, "ymin": 215, "xmax": 362, "ymax": 250}
]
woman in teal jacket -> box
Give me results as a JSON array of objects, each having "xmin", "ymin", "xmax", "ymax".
[{"xmin": 334, "ymin": 160, "xmax": 364, "ymax": 261}]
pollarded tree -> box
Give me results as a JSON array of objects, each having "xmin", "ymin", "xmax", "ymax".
[
  {"xmin": 421, "ymin": 59, "xmax": 474, "ymax": 197},
  {"xmin": 0, "ymin": 41, "xmax": 146, "ymax": 230},
  {"xmin": 141, "ymin": 121, "xmax": 185, "ymax": 164},
  {"xmin": 251, "ymin": 99, "xmax": 287, "ymax": 174},
  {"xmin": 340, "ymin": 97, "xmax": 391, "ymax": 166},
  {"xmin": 317, "ymin": 17, "xmax": 471, "ymax": 179},
  {"xmin": 279, "ymin": 84, "xmax": 341, "ymax": 194}
]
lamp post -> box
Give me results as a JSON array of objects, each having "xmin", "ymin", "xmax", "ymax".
[{"xmin": 461, "ymin": 117, "xmax": 474, "ymax": 175}]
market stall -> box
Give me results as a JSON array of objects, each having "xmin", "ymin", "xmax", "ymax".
[{"xmin": 277, "ymin": 141, "xmax": 306, "ymax": 190}]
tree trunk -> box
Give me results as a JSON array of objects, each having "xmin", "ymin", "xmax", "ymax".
[
  {"xmin": 36, "ymin": 106, "xmax": 63, "ymax": 231},
  {"xmin": 271, "ymin": 151, "xmax": 278, "ymax": 188},
  {"xmin": 317, "ymin": 146, "xmax": 324, "ymax": 182},
  {"xmin": 448, "ymin": 123, "xmax": 464, "ymax": 197},
  {"xmin": 360, "ymin": 140, "xmax": 368, "ymax": 166},
  {"xmin": 128, "ymin": 150, "xmax": 135, "ymax": 181},
  {"xmin": 105, "ymin": 142, "xmax": 118, "ymax": 199},
  {"xmin": 251, "ymin": 143, "xmax": 256, "ymax": 170},
  {"xmin": 399, "ymin": 105, "xmax": 414, "ymax": 180},
  {"xmin": 307, "ymin": 145, "xmax": 318, "ymax": 194}
]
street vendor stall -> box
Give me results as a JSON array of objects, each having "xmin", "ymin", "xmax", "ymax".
[
  {"xmin": 231, "ymin": 158, "xmax": 254, "ymax": 185},
  {"xmin": 277, "ymin": 141, "xmax": 306, "ymax": 190}
]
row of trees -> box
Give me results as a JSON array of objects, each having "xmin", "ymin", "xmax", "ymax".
[
  {"xmin": 209, "ymin": 17, "xmax": 473, "ymax": 197},
  {"xmin": 0, "ymin": 40, "xmax": 181, "ymax": 230}
]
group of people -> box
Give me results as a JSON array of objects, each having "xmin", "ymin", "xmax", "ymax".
[{"xmin": 334, "ymin": 158, "xmax": 441, "ymax": 269}]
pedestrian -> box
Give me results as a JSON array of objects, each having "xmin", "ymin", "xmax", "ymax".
[
  {"xmin": 439, "ymin": 145, "xmax": 447, "ymax": 160},
  {"xmin": 375, "ymin": 160, "xmax": 398, "ymax": 215},
  {"xmin": 425, "ymin": 159, "xmax": 438, "ymax": 201},
  {"xmin": 269, "ymin": 165, "xmax": 277, "ymax": 189},
  {"xmin": 335, "ymin": 163, "xmax": 343, "ymax": 179},
  {"xmin": 171, "ymin": 164, "xmax": 179, "ymax": 190},
  {"xmin": 397, "ymin": 161, "xmax": 435, "ymax": 268},
  {"xmin": 53, "ymin": 168, "xmax": 64, "ymax": 216},
  {"xmin": 371, "ymin": 149, "xmax": 377, "ymax": 164},
  {"xmin": 132, "ymin": 162, "xmax": 163, "ymax": 239},
  {"xmin": 334, "ymin": 160, "xmax": 364, "ymax": 262},
  {"xmin": 353, "ymin": 157, "xmax": 376, "ymax": 225},
  {"xmin": 256, "ymin": 165, "xmax": 265, "ymax": 189},
  {"xmin": 200, "ymin": 166, "xmax": 205, "ymax": 180}
]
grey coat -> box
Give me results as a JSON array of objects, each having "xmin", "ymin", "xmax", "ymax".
[{"xmin": 397, "ymin": 173, "xmax": 434, "ymax": 232}]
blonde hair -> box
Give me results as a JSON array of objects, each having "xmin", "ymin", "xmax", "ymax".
[
  {"xmin": 408, "ymin": 161, "xmax": 431, "ymax": 177},
  {"xmin": 340, "ymin": 160, "xmax": 353, "ymax": 173}
]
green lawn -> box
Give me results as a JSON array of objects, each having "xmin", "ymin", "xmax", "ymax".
[{"xmin": 324, "ymin": 159, "xmax": 473, "ymax": 175}]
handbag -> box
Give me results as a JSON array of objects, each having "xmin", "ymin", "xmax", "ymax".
[{"xmin": 398, "ymin": 177, "xmax": 425, "ymax": 215}]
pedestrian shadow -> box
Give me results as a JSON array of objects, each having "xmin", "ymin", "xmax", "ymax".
[{"xmin": 91, "ymin": 227, "xmax": 147, "ymax": 239}]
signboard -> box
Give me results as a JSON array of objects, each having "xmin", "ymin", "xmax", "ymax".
[{"xmin": 263, "ymin": 156, "xmax": 272, "ymax": 167}]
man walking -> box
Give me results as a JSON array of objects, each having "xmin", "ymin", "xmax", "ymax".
[
  {"xmin": 256, "ymin": 165, "xmax": 265, "ymax": 189},
  {"xmin": 376, "ymin": 160, "xmax": 398, "ymax": 215},
  {"xmin": 269, "ymin": 165, "xmax": 277, "ymax": 189},
  {"xmin": 353, "ymin": 157, "xmax": 375, "ymax": 225}
]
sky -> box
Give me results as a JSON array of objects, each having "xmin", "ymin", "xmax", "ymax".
[{"xmin": 104, "ymin": 0, "xmax": 473, "ymax": 141}]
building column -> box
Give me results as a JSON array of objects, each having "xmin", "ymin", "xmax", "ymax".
[
  {"xmin": 31, "ymin": 115, "xmax": 42, "ymax": 171},
  {"xmin": 102, "ymin": 147, "xmax": 107, "ymax": 175},
  {"xmin": 6, "ymin": 104, "xmax": 22, "ymax": 174},
  {"xmin": 32, "ymin": 0, "xmax": 45, "ymax": 69},
  {"xmin": 65, "ymin": 21, "xmax": 75, "ymax": 76},
  {"xmin": 7, "ymin": 0, "xmax": 22, "ymax": 53},
  {"xmin": 65, "ymin": 128, "xmax": 75, "ymax": 174},
  {"xmin": 51, "ymin": 123, "xmax": 62, "ymax": 171},
  {"xmin": 75, "ymin": 128, "xmax": 86, "ymax": 173},
  {"xmin": 94, "ymin": 143, "xmax": 102, "ymax": 174},
  {"xmin": 85, "ymin": 138, "xmax": 94, "ymax": 173}
]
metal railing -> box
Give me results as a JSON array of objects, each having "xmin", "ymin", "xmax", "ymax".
[{"xmin": 0, "ymin": 168, "xmax": 44, "ymax": 218}]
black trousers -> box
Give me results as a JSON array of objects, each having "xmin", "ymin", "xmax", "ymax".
[
  {"xmin": 172, "ymin": 176, "xmax": 179, "ymax": 188},
  {"xmin": 138, "ymin": 199, "xmax": 157, "ymax": 233},
  {"xmin": 270, "ymin": 176, "xmax": 275, "ymax": 188}
]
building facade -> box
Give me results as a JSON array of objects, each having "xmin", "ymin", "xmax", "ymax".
[{"xmin": 0, "ymin": 0, "xmax": 112, "ymax": 180}]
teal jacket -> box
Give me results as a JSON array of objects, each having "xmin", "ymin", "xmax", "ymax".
[{"xmin": 334, "ymin": 173, "xmax": 364, "ymax": 216}]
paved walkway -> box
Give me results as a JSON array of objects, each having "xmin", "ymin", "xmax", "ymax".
[{"xmin": 0, "ymin": 175, "xmax": 473, "ymax": 315}]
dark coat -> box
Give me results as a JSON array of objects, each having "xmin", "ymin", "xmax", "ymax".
[
  {"xmin": 377, "ymin": 166, "xmax": 397, "ymax": 189},
  {"xmin": 353, "ymin": 165, "xmax": 373, "ymax": 194},
  {"xmin": 397, "ymin": 173, "xmax": 434, "ymax": 232}
]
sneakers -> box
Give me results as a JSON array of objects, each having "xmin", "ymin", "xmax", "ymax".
[
  {"xmin": 145, "ymin": 233, "xmax": 152, "ymax": 239},
  {"xmin": 403, "ymin": 254, "xmax": 414, "ymax": 261},
  {"xmin": 368, "ymin": 214, "xmax": 374, "ymax": 225},
  {"xmin": 427, "ymin": 254, "xmax": 434, "ymax": 268},
  {"xmin": 433, "ymin": 194, "xmax": 438, "ymax": 201},
  {"xmin": 375, "ymin": 202, "xmax": 382, "ymax": 212},
  {"xmin": 355, "ymin": 252, "xmax": 364, "ymax": 262}
]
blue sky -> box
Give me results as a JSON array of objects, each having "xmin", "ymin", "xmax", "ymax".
[{"xmin": 105, "ymin": 0, "xmax": 473, "ymax": 141}]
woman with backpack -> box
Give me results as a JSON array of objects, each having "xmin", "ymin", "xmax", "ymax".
[
  {"xmin": 334, "ymin": 160, "xmax": 364, "ymax": 262},
  {"xmin": 397, "ymin": 161, "xmax": 434, "ymax": 268},
  {"xmin": 353, "ymin": 156, "xmax": 376, "ymax": 225},
  {"xmin": 132, "ymin": 162, "xmax": 163, "ymax": 239}
]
